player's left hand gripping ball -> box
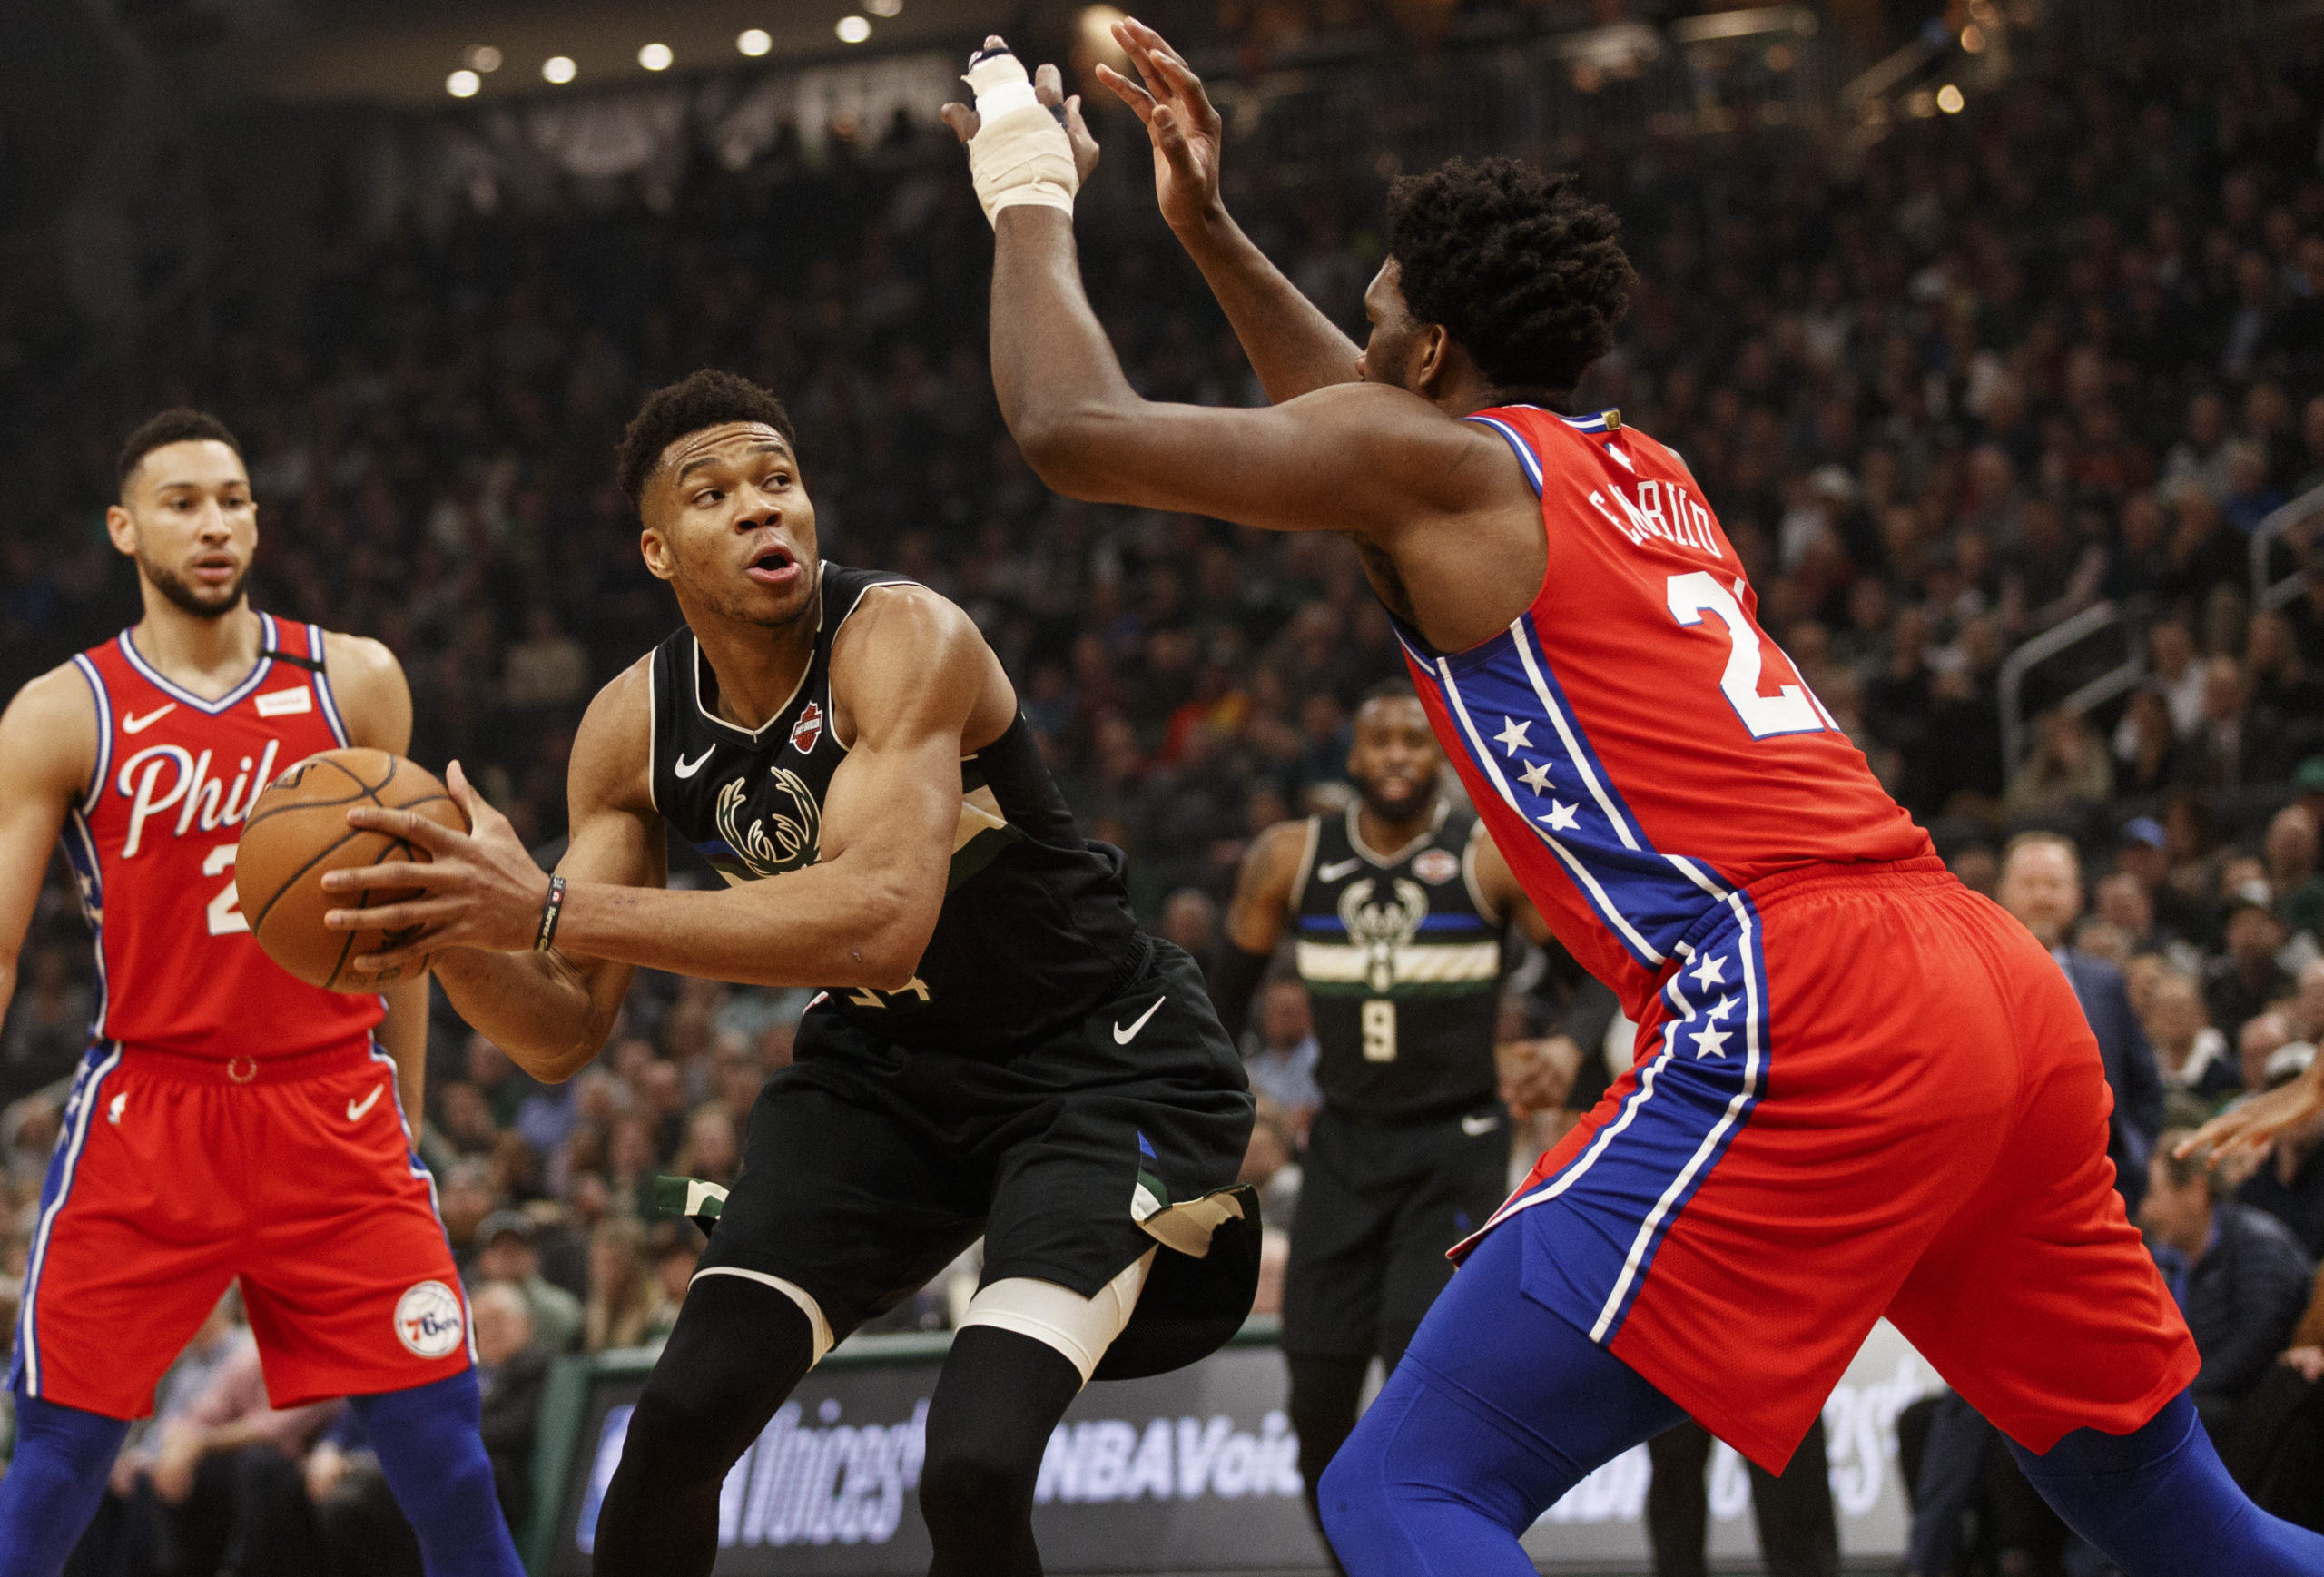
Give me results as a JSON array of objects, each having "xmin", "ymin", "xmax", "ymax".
[
  {"xmin": 318, "ymin": 758, "xmax": 555, "ymax": 975},
  {"xmin": 940, "ymin": 37, "xmax": 1100, "ymax": 226}
]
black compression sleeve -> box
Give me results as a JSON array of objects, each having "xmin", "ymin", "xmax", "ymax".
[{"xmin": 1211, "ymin": 944, "xmax": 1273, "ymax": 1043}]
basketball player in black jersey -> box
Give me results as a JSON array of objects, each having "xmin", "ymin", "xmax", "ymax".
[
  {"xmin": 317, "ymin": 369, "xmax": 1256, "ymax": 1577},
  {"xmin": 1214, "ymin": 683, "xmax": 1573, "ymax": 1561}
]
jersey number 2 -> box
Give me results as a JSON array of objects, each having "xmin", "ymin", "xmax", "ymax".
[
  {"xmin": 1665, "ymin": 572, "xmax": 1832, "ymax": 740},
  {"xmin": 202, "ymin": 843, "xmax": 249, "ymax": 936}
]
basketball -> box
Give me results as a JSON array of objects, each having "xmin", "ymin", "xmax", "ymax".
[{"xmin": 235, "ymin": 748, "xmax": 468, "ymax": 991}]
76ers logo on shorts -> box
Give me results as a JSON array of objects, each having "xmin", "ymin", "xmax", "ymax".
[
  {"xmin": 395, "ymin": 1280, "xmax": 466, "ymax": 1359},
  {"xmin": 791, "ymin": 701, "xmax": 824, "ymax": 754}
]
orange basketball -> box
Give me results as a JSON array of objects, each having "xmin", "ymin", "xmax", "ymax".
[{"xmin": 234, "ymin": 749, "xmax": 468, "ymax": 991}]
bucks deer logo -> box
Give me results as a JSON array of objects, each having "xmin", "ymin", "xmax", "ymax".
[
  {"xmin": 1339, "ymin": 878, "xmax": 1427, "ymax": 994},
  {"xmin": 715, "ymin": 768, "xmax": 822, "ymax": 879}
]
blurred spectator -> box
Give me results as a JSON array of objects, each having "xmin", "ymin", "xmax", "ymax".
[
  {"xmin": 470, "ymin": 1211, "xmax": 582, "ymax": 1356},
  {"xmin": 1996, "ymin": 834, "xmax": 2165, "ymax": 1205},
  {"xmin": 143, "ymin": 1336, "xmax": 343, "ymax": 1575},
  {"xmin": 1245, "ymin": 980, "xmax": 1322, "ymax": 1140},
  {"xmin": 1239, "ymin": 1100, "xmax": 1303, "ymax": 1232},
  {"xmin": 2143, "ymin": 1131, "xmax": 2316, "ymax": 1444},
  {"xmin": 2266, "ymin": 806, "xmax": 2324, "ymax": 944},
  {"xmin": 471, "ymin": 1280, "xmax": 549, "ymax": 1528},
  {"xmin": 582, "ymin": 1218, "xmax": 671, "ymax": 1353},
  {"xmin": 2211, "ymin": 883, "xmax": 2295, "ymax": 1038},
  {"xmin": 1159, "ymin": 887, "xmax": 1223, "ymax": 979},
  {"xmin": 2223, "ymin": 1261, "xmax": 2324, "ymax": 1532},
  {"xmin": 2240, "ymin": 1043, "xmax": 2324, "ymax": 1257},
  {"xmin": 2004, "ymin": 710, "xmax": 2112, "ymax": 819},
  {"xmin": 2146, "ymin": 970, "xmax": 2242, "ymax": 1109}
]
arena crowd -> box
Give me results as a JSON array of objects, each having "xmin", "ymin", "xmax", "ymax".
[{"xmin": 3, "ymin": 7, "xmax": 2324, "ymax": 1572}]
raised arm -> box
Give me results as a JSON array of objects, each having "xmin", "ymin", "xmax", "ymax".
[
  {"xmin": 0, "ymin": 667, "xmax": 95, "ymax": 1030},
  {"xmin": 325, "ymin": 589, "xmax": 987, "ymax": 1031},
  {"xmin": 1096, "ymin": 19, "xmax": 1361, "ymax": 402},
  {"xmin": 1213, "ymin": 817, "xmax": 1308, "ymax": 1040},
  {"xmin": 328, "ymin": 660, "xmax": 667, "ymax": 1082}
]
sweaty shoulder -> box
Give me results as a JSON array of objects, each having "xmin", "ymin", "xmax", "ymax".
[
  {"xmin": 828, "ymin": 583, "xmax": 1014, "ymax": 748},
  {"xmin": 0, "ymin": 662, "xmax": 102, "ymax": 805},
  {"xmin": 572, "ymin": 656, "xmax": 655, "ymax": 818},
  {"xmin": 319, "ymin": 629, "xmax": 412, "ymax": 754}
]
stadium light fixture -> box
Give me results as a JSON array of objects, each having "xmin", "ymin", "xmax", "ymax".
[
  {"xmin": 737, "ymin": 28, "xmax": 773, "ymax": 56},
  {"xmin": 446, "ymin": 69, "xmax": 481, "ymax": 98},
  {"xmin": 639, "ymin": 42, "xmax": 675, "ymax": 71},
  {"xmin": 1936, "ymin": 84, "xmax": 1965, "ymax": 114},
  {"xmin": 866, "ymin": 0, "xmax": 903, "ymax": 15},
  {"xmin": 542, "ymin": 55, "xmax": 577, "ymax": 84},
  {"xmin": 466, "ymin": 45, "xmax": 503, "ymax": 73},
  {"xmin": 836, "ymin": 15, "xmax": 872, "ymax": 44}
]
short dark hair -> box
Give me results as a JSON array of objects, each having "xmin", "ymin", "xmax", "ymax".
[
  {"xmin": 1361, "ymin": 677, "xmax": 1421, "ymax": 706},
  {"xmin": 117, "ymin": 408, "xmax": 242, "ymax": 494},
  {"xmin": 1385, "ymin": 157, "xmax": 1633, "ymax": 397},
  {"xmin": 615, "ymin": 369, "xmax": 798, "ymax": 507}
]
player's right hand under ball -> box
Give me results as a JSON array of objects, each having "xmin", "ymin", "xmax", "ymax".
[{"xmin": 319, "ymin": 759, "xmax": 554, "ymax": 973}]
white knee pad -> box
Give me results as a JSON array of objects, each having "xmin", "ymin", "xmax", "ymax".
[
  {"xmin": 691, "ymin": 1267, "xmax": 834, "ymax": 1365},
  {"xmin": 958, "ymin": 1249, "xmax": 1156, "ymax": 1385}
]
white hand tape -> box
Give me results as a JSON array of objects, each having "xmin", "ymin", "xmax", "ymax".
[{"xmin": 962, "ymin": 47, "xmax": 1078, "ymax": 226}]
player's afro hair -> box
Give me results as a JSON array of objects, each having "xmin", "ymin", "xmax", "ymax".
[
  {"xmin": 1384, "ymin": 158, "xmax": 1633, "ymax": 398},
  {"xmin": 117, "ymin": 408, "xmax": 242, "ymax": 494},
  {"xmin": 616, "ymin": 369, "xmax": 799, "ymax": 507}
]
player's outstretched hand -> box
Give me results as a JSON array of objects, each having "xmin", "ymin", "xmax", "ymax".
[
  {"xmin": 1096, "ymin": 17, "xmax": 1223, "ymax": 232},
  {"xmin": 2181, "ymin": 1059, "xmax": 2324, "ymax": 1162},
  {"xmin": 320, "ymin": 759, "xmax": 553, "ymax": 971},
  {"xmin": 939, "ymin": 38, "xmax": 1100, "ymax": 184}
]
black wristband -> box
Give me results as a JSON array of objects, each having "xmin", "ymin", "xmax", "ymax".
[
  {"xmin": 1211, "ymin": 943, "xmax": 1274, "ymax": 1043},
  {"xmin": 534, "ymin": 874, "xmax": 566, "ymax": 952}
]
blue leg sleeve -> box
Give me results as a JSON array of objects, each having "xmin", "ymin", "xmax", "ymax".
[
  {"xmin": 350, "ymin": 1370, "xmax": 525, "ymax": 1577},
  {"xmin": 1316, "ymin": 1222, "xmax": 1688, "ymax": 1577},
  {"xmin": 2008, "ymin": 1389, "xmax": 2324, "ymax": 1577},
  {"xmin": 0, "ymin": 1392, "xmax": 132, "ymax": 1577}
]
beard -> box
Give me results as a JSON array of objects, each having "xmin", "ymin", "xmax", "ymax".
[
  {"xmin": 680, "ymin": 549, "xmax": 820, "ymax": 631},
  {"xmin": 140, "ymin": 551, "xmax": 248, "ymax": 619},
  {"xmin": 1354, "ymin": 772, "xmax": 1431, "ymax": 823}
]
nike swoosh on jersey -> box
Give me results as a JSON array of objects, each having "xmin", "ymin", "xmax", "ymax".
[
  {"xmin": 1461, "ymin": 1113, "xmax": 1501, "ymax": 1137},
  {"xmin": 1316, "ymin": 858, "xmax": 1363, "ymax": 882},
  {"xmin": 675, "ymin": 745, "xmax": 716, "ymax": 779},
  {"xmin": 121, "ymin": 704, "xmax": 178, "ymax": 734},
  {"xmin": 1113, "ymin": 996, "xmax": 1167, "ymax": 1044},
  {"xmin": 347, "ymin": 1086, "xmax": 385, "ymax": 1122}
]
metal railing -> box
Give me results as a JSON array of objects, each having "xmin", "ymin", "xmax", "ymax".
[
  {"xmin": 1999, "ymin": 600, "xmax": 2144, "ymax": 781},
  {"xmin": 2252, "ymin": 481, "xmax": 2324, "ymax": 616}
]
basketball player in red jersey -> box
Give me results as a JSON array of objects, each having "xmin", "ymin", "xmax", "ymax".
[
  {"xmin": 945, "ymin": 26, "xmax": 2323, "ymax": 1575},
  {"xmin": 0, "ymin": 410, "xmax": 522, "ymax": 1577}
]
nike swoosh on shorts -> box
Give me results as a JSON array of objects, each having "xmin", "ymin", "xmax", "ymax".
[{"xmin": 1114, "ymin": 997, "xmax": 1167, "ymax": 1044}]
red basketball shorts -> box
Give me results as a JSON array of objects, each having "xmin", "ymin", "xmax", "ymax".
[
  {"xmin": 8, "ymin": 1038, "xmax": 471, "ymax": 1419},
  {"xmin": 1462, "ymin": 856, "xmax": 2198, "ymax": 1471}
]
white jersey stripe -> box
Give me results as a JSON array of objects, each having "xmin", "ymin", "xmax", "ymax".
[
  {"xmin": 1510, "ymin": 622, "xmax": 1640, "ymax": 853},
  {"xmin": 1434, "ymin": 658, "xmax": 1663, "ymax": 966}
]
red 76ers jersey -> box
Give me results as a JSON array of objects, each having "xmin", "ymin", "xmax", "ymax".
[
  {"xmin": 1397, "ymin": 407, "xmax": 1933, "ymax": 1024},
  {"xmin": 62, "ymin": 616, "xmax": 384, "ymax": 1058}
]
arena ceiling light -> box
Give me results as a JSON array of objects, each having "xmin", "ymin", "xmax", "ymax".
[
  {"xmin": 737, "ymin": 28, "xmax": 773, "ymax": 56},
  {"xmin": 866, "ymin": 0, "xmax": 904, "ymax": 15},
  {"xmin": 445, "ymin": 69, "xmax": 480, "ymax": 98},
  {"xmin": 542, "ymin": 54, "xmax": 577, "ymax": 84},
  {"xmin": 1936, "ymin": 84, "xmax": 1965, "ymax": 113},
  {"xmin": 638, "ymin": 42, "xmax": 675, "ymax": 72},
  {"xmin": 835, "ymin": 15, "xmax": 872, "ymax": 44},
  {"xmin": 465, "ymin": 44, "xmax": 502, "ymax": 74}
]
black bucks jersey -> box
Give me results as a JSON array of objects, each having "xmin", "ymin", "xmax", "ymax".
[
  {"xmin": 648, "ymin": 562, "xmax": 1143, "ymax": 1056},
  {"xmin": 1290, "ymin": 801, "xmax": 1509, "ymax": 1122}
]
